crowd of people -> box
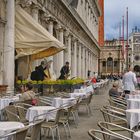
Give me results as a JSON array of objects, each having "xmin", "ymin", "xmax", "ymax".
[{"xmin": 109, "ymin": 67, "xmax": 138, "ymax": 98}]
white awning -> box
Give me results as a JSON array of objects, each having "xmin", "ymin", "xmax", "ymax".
[{"xmin": 15, "ymin": 6, "xmax": 65, "ymax": 60}]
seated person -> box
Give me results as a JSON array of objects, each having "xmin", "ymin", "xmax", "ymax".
[
  {"xmin": 109, "ymin": 82, "xmax": 122, "ymax": 98},
  {"xmin": 20, "ymin": 83, "xmax": 35, "ymax": 101}
]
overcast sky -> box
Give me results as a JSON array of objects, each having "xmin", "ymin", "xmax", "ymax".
[{"xmin": 104, "ymin": 0, "xmax": 140, "ymax": 40}]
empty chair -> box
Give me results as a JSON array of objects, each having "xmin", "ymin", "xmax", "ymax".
[
  {"xmin": 26, "ymin": 119, "xmax": 44, "ymax": 140},
  {"xmin": 98, "ymin": 121, "xmax": 134, "ymax": 140},
  {"xmin": 108, "ymin": 98, "xmax": 127, "ymax": 110},
  {"xmin": 100, "ymin": 108, "xmax": 128, "ymax": 128},
  {"xmin": 41, "ymin": 109, "xmax": 61, "ymax": 140},
  {"xmin": 88, "ymin": 129, "xmax": 129, "ymax": 140},
  {"xmin": 103, "ymin": 105, "xmax": 126, "ymax": 117},
  {"xmin": 5, "ymin": 105, "xmax": 20, "ymax": 122},
  {"xmin": 78, "ymin": 93, "xmax": 93, "ymax": 116},
  {"xmin": 110, "ymin": 97, "xmax": 127, "ymax": 105},
  {"xmin": 5, "ymin": 105, "xmax": 28, "ymax": 125}
]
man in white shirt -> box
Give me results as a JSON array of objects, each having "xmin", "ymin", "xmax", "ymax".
[{"xmin": 122, "ymin": 67, "xmax": 137, "ymax": 94}]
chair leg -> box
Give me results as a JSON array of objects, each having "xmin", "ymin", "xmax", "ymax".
[
  {"xmin": 63, "ymin": 123, "xmax": 68, "ymax": 140},
  {"xmin": 50, "ymin": 128, "xmax": 55, "ymax": 140},
  {"xmin": 66, "ymin": 122, "xmax": 71, "ymax": 138},
  {"xmin": 56, "ymin": 126, "xmax": 60, "ymax": 140},
  {"xmin": 71, "ymin": 111, "xmax": 78, "ymax": 127}
]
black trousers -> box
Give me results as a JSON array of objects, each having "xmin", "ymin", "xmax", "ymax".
[
  {"xmin": 124, "ymin": 90, "xmax": 130, "ymax": 94},
  {"xmin": 38, "ymin": 84, "xmax": 43, "ymax": 96}
]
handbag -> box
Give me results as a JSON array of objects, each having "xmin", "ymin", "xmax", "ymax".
[
  {"xmin": 31, "ymin": 98, "xmax": 37, "ymax": 105},
  {"xmin": 27, "ymin": 91, "xmax": 37, "ymax": 105}
]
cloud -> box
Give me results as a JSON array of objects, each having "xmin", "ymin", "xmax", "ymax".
[{"xmin": 104, "ymin": 0, "xmax": 140, "ymax": 40}]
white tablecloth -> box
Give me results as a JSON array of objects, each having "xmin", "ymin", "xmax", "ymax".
[
  {"xmin": 126, "ymin": 94, "xmax": 140, "ymax": 100},
  {"xmin": 0, "ymin": 121, "xmax": 24, "ymax": 140},
  {"xmin": 126, "ymin": 109, "xmax": 140, "ymax": 129},
  {"xmin": 0, "ymin": 96, "xmax": 19, "ymax": 110},
  {"xmin": 133, "ymin": 131, "xmax": 140, "ymax": 140},
  {"xmin": 69, "ymin": 92, "xmax": 87, "ymax": 98},
  {"xmin": 52, "ymin": 97, "xmax": 76, "ymax": 108},
  {"xmin": 127, "ymin": 99, "xmax": 140, "ymax": 109},
  {"xmin": 26, "ymin": 106, "xmax": 56, "ymax": 122}
]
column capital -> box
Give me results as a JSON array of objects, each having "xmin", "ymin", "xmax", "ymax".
[
  {"xmin": 72, "ymin": 36, "xmax": 78, "ymax": 43},
  {"xmin": 56, "ymin": 24, "xmax": 65, "ymax": 32},
  {"xmin": 64, "ymin": 30, "xmax": 73, "ymax": 38}
]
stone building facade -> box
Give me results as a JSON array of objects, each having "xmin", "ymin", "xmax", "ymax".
[
  {"xmin": 0, "ymin": 0, "xmax": 101, "ymax": 91},
  {"xmin": 99, "ymin": 40, "xmax": 124, "ymax": 76},
  {"xmin": 129, "ymin": 27, "xmax": 140, "ymax": 74}
]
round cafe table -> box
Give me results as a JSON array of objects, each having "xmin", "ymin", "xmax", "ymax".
[
  {"xmin": 26, "ymin": 106, "xmax": 56, "ymax": 122},
  {"xmin": 127, "ymin": 99, "xmax": 140, "ymax": 109},
  {"xmin": 0, "ymin": 121, "xmax": 24, "ymax": 140},
  {"xmin": 126, "ymin": 109, "xmax": 140, "ymax": 129},
  {"xmin": 126, "ymin": 94, "xmax": 140, "ymax": 100},
  {"xmin": 133, "ymin": 131, "xmax": 140, "ymax": 140},
  {"xmin": 52, "ymin": 97, "xmax": 76, "ymax": 108}
]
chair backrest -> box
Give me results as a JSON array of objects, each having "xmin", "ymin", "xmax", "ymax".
[
  {"xmin": 16, "ymin": 106, "xmax": 27, "ymax": 121},
  {"xmin": 14, "ymin": 126, "xmax": 29, "ymax": 140},
  {"xmin": 30, "ymin": 119, "xmax": 44, "ymax": 140},
  {"xmin": 98, "ymin": 121, "xmax": 134, "ymax": 140},
  {"xmin": 100, "ymin": 108, "xmax": 127, "ymax": 124},
  {"xmin": 88, "ymin": 129, "xmax": 129, "ymax": 140},
  {"xmin": 5, "ymin": 105, "xmax": 20, "ymax": 121},
  {"xmin": 110, "ymin": 97, "xmax": 127, "ymax": 105},
  {"xmin": 103, "ymin": 106, "xmax": 126, "ymax": 117},
  {"xmin": 39, "ymin": 97, "xmax": 52, "ymax": 106},
  {"xmin": 108, "ymin": 99, "xmax": 126, "ymax": 110}
]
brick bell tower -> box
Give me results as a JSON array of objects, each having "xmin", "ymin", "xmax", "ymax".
[{"xmin": 98, "ymin": 0, "xmax": 104, "ymax": 47}]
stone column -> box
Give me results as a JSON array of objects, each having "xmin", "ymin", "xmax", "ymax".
[
  {"xmin": 3, "ymin": 0, "xmax": 15, "ymax": 92},
  {"xmin": 82, "ymin": 46, "xmax": 85, "ymax": 78},
  {"xmin": 72, "ymin": 39, "xmax": 78, "ymax": 77},
  {"xmin": 47, "ymin": 19, "xmax": 54, "ymax": 75},
  {"xmin": 86, "ymin": 48, "xmax": 89, "ymax": 78},
  {"xmin": 67, "ymin": 34, "xmax": 72, "ymax": 66},
  {"xmin": 78, "ymin": 43, "xmax": 82, "ymax": 77},
  {"xmin": 0, "ymin": 19, "xmax": 6, "ymax": 84},
  {"xmin": 57, "ymin": 26, "xmax": 64, "ymax": 76}
]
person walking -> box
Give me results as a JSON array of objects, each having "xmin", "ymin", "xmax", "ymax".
[{"xmin": 122, "ymin": 67, "xmax": 137, "ymax": 94}]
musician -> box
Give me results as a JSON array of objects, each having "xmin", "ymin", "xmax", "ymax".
[{"xmin": 59, "ymin": 61, "xmax": 70, "ymax": 80}]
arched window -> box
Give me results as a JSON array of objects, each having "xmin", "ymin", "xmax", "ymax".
[
  {"xmin": 134, "ymin": 65, "xmax": 140, "ymax": 72},
  {"xmin": 107, "ymin": 57, "xmax": 113, "ymax": 67}
]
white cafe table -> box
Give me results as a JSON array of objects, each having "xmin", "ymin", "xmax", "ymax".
[
  {"xmin": 126, "ymin": 109, "xmax": 140, "ymax": 129},
  {"xmin": 52, "ymin": 97, "xmax": 76, "ymax": 108},
  {"xmin": 127, "ymin": 99, "xmax": 140, "ymax": 109},
  {"xmin": 126, "ymin": 94, "xmax": 140, "ymax": 100},
  {"xmin": 133, "ymin": 131, "xmax": 140, "ymax": 140},
  {"xmin": 0, "ymin": 96, "xmax": 19, "ymax": 110},
  {"xmin": 0, "ymin": 121, "xmax": 24, "ymax": 140},
  {"xmin": 69, "ymin": 92, "xmax": 87, "ymax": 98},
  {"xmin": 26, "ymin": 106, "xmax": 56, "ymax": 122}
]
